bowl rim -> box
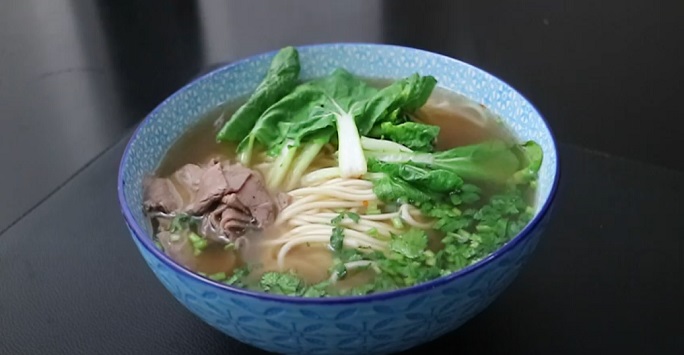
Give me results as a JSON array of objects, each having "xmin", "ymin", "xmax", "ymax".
[{"xmin": 117, "ymin": 42, "xmax": 561, "ymax": 304}]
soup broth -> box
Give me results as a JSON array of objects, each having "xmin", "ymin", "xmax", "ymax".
[
  {"xmin": 142, "ymin": 50, "xmax": 541, "ymax": 298},
  {"xmin": 150, "ymin": 86, "xmax": 523, "ymax": 293}
]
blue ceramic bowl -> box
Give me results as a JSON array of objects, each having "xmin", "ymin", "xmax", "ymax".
[{"xmin": 118, "ymin": 43, "xmax": 559, "ymax": 354}]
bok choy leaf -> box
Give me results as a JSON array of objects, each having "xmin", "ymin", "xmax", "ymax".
[{"xmin": 216, "ymin": 46, "xmax": 300, "ymax": 143}]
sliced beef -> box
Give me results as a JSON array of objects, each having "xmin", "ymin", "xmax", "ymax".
[
  {"xmin": 185, "ymin": 161, "xmax": 227, "ymax": 215},
  {"xmin": 200, "ymin": 194, "xmax": 255, "ymax": 243},
  {"xmin": 222, "ymin": 162, "xmax": 253, "ymax": 193},
  {"xmin": 221, "ymin": 207, "xmax": 254, "ymax": 234},
  {"xmin": 146, "ymin": 158, "xmax": 280, "ymax": 246},
  {"xmin": 174, "ymin": 163, "xmax": 203, "ymax": 190},
  {"xmin": 275, "ymin": 192, "xmax": 291, "ymax": 212},
  {"xmin": 172, "ymin": 163, "xmax": 203, "ymax": 205},
  {"xmin": 231, "ymin": 169, "xmax": 275, "ymax": 227},
  {"xmin": 200, "ymin": 205, "xmax": 227, "ymax": 243},
  {"xmin": 250, "ymin": 202, "xmax": 275, "ymax": 227},
  {"xmin": 221, "ymin": 193, "xmax": 251, "ymax": 215},
  {"xmin": 143, "ymin": 176, "xmax": 182, "ymax": 213}
]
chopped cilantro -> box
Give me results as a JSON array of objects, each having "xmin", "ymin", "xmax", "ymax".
[
  {"xmin": 255, "ymin": 271, "xmax": 332, "ymax": 297},
  {"xmin": 259, "ymin": 272, "xmax": 302, "ymax": 296},
  {"xmin": 224, "ymin": 266, "xmax": 250, "ymax": 287},
  {"xmin": 330, "ymin": 227, "xmax": 345, "ymax": 251},
  {"xmin": 229, "ymin": 167, "xmax": 536, "ymax": 298},
  {"xmin": 302, "ymin": 281, "xmax": 331, "ymax": 297},
  {"xmin": 330, "ymin": 259, "xmax": 347, "ymax": 279},
  {"xmin": 389, "ymin": 229, "xmax": 428, "ymax": 259},
  {"xmin": 236, "ymin": 185, "xmax": 535, "ymax": 298},
  {"xmin": 331, "ymin": 212, "xmax": 361, "ymax": 225}
]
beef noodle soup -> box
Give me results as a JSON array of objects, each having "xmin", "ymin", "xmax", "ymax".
[{"xmin": 142, "ymin": 47, "xmax": 542, "ymax": 297}]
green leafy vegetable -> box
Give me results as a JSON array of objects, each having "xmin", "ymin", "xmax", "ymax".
[
  {"xmin": 358, "ymin": 73, "xmax": 438, "ymax": 134},
  {"xmin": 361, "ymin": 136, "xmax": 413, "ymax": 153},
  {"xmin": 365, "ymin": 139, "xmax": 528, "ymax": 186},
  {"xmin": 369, "ymin": 121, "xmax": 440, "ymax": 151},
  {"xmin": 216, "ymin": 46, "xmax": 300, "ymax": 144},
  {"xmin": 368, "ymin": 159, "xmax": 463, "ymax": 193},
  {"xmin": 370, "ymin": 175, "xmax": 435, "ymax": 206},
  {"xmin": 510, "ymin": 141, "xmax": 544, "ymax": 185},
  {"xmin": 232, "ymin": 64, "xmax": 438, "ymax": 189},
  {"xmin": 238, "ymin": 68, "xmax": 377, "ymax": 187}
]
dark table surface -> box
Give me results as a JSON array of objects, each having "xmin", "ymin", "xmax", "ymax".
[{"xmin": 1, "ymin": 1, "xmax": 682, "ymax": 354}]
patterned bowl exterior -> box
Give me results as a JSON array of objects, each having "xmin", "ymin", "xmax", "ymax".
[{"xmin": 118, "ymin": 43, "xmax": 559, "ymax": 354}]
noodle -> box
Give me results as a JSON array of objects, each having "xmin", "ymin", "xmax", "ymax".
[
  {"xmin": 258, "ymin": 148, "xmax": 435, "ymax": 273},
  {"xmin": 275, "ymin": 200, "xmax": 367, "ymax": 225},
  {"xmin": 229, "ymin": 135, "xmax": 437, "ymax": 278}
]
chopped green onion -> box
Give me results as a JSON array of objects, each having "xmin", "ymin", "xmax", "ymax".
[
  {"xmin": 476, "ymin": 225, "xmax": 493, "ymax": 233},
  {"xmin": 391, "ymin": 216, "xmax": 404, "ymax": 229},
  {"xmin": 209, "ymin": 272, "xmax": 227, "ymax": 281},
  {"xmin": 188, "ymin": 233, "xmax": 202, "ymax": 243},
  {"xmin": 188, "ymin": 232, "xmax": 208, "ymax": 255},
  {"xmin": 366, "ymin": 202, "xmax": 381, "ymax": 215}
]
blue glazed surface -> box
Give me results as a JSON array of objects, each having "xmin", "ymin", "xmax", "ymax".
[{"xmin": 118, "ymin": 43, "xmax": 559, "ymax": 354}]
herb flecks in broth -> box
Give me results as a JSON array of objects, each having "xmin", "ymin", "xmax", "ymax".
[{"xmin": 142, "ymin": 46, "xmax": 543, "ymax": 298}]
